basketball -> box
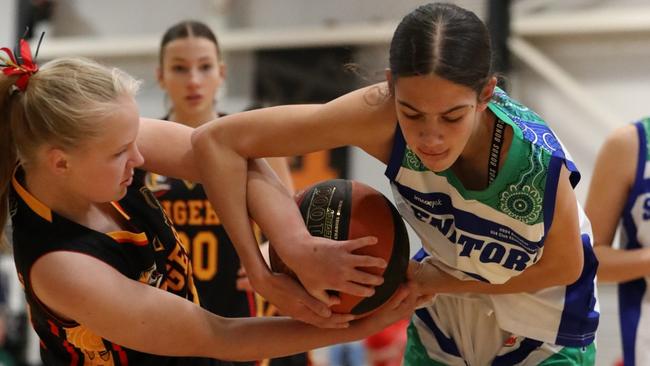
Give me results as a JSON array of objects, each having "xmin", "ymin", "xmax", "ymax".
[{"xmin": 269, "ymin": 179, "xmax": 410, "ymax": 316}]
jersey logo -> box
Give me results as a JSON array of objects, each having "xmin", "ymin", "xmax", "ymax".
[
  {"xmin": 144, "ymin": 173, "xmax": 171, "ymax": 195},
  {"xmin": 152, "ymin": 236, "xmax": 165, "ymax": 252},
  {"xmin": 182, "ymin": 180, "xmax": 196, "ymax": 190},
  {"xmin": 408, "ymin": 201, "xmax": 538, "ymax": 272},
  {"xmin": 499, "ymin": 184, "xmax": 543, "ymax": 225},
  {"xmin": 139, "ymin": 186, "xmax": 185, "ymax": 250},
  {"xmin": 65, "ymin": 325, "xmax": 116, "ymax": 365},
  {"xmin": 503, "ymin": 335, "xmax": 518, "ymax": 347},
  {"xmin": 138, "ymin": 262, "xmax": 163, "ymax": 288},
  {"xmin": 83, "ymin": 349, "xmax": 113, "ymax": 365}
]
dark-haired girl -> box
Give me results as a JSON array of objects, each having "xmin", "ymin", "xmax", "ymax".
[{"xmin": 193, "ymin": 3, "xmax": 599, "ymax": 365}]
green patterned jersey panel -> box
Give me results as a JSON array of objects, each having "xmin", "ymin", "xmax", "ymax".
[
  {"xmin": 402, "ymin": 148, "xmax": 429, "ymax": 172},
  {"xmin": 489, "ymin": 87, "xmax": 546, "ymax": 127},
  {"xmin": 496, "ymin": 143, "xmax": 549, "ymax": 225}
]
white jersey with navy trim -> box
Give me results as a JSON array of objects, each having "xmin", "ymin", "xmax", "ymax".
[
  {"xmin": 618, "ymin": 118, "xmax": 650, "ymax": 366},
  {"xmin": 385, "ymin": 87, "xmax": 599, "ymax": 348}
]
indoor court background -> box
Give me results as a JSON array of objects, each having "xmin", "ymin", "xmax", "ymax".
[{"xmin": 3, "ymin": 1, "xmax": 650, "ymax": 364}]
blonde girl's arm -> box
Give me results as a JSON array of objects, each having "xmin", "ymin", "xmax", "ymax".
[
  {"xmin": 30, "ymin": 251, "xmax": 416, "ymax": 361},
  {"xmin": 137, "ymin": 118, "xmax": 201, "ymax": 182}
]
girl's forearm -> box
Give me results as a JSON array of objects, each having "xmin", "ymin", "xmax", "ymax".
[
  {"xmin": 594, "ymin": 245, "xmax": 650, "ymax": 283},
  {"xmin": 191, "ymin": 126, "xmax": 268, "ymax": 280}
]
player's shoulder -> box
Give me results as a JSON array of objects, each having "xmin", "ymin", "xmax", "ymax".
[
  {"xmin": 601, "ymin": 123, "xmax": 639, "ymax": 159},
  {"xmin": 592, "ymin": 123, "xmax": 639, "ymax": 189},
  {"xmin": 610, "ymin": 123, "xmax": 638, "ymax": 141},
  {"xmin": 331, "ymin": 82, "xmax": 395, "ymax": 118},
  {"xmin": 323, "ymin": 83, "xmax": 398, "ymax": 161}
]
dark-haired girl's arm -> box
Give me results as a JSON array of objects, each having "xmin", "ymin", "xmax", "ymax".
[
  {"xmin": 408, "ymin": 166, "xmax": 585, "ymax": 294},
  {"xmin": 192, "ymin": 84, "xmax": 398, "ymax": 322}
]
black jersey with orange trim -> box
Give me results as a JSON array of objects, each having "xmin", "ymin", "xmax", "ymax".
[
  {"xmin": 9, "ymin": 167, "xmax": 220, "ymax": 366},
  {"xmin": 136, "ymin": 112, "xmax": 253, "ymax": 319},
  {"xmin": 134, "ymin": 169, "xmax": 254, "ymax": 320}
]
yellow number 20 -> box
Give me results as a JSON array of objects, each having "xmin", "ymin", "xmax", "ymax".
[{"xmin": 176, "ymin": 231, "xmax": 219, "ymax": 281}]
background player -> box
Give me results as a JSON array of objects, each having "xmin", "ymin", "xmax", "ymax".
[
  {"xmin": 141, "ymin": 18, "xmax": 292, "ymax": 323},
  {"xmin": 585, "ymin": 118, "xmax": 650, "ymax": 366},
  {"xmin": 139, "ymin": 19, "xmax": 300, "ymax": 366}
]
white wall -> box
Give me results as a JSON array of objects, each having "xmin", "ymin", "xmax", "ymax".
[
  {"xmin": 50, "ymin": 0, "xmax": 221, "ymax": 36},
  {"xmin": 0, "ymin": 0, "xmax": 15, "ymax": 45},
  {"xmin": 228, "ymin": 0, "xmax": 483, "ymax": 28}
]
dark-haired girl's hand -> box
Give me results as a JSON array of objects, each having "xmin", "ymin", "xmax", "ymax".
[
  {"xmin": 355, "ymin": 285, "xmax": 417, "ymax": 334},
  {"xmin": 407, "ymin": 260, "xmax": 456, "ymax": 296},
  {"xmin": 275, "ymin": 234, "xmax": 388, "ymax": 306}
]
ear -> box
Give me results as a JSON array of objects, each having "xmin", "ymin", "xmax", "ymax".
[
  {"xmin": 219, "ymin": 63, "xmax": 226, "ymax": 79},
  {"xmin": 477, "ymin": 76, "xmax": 497, "ymax": 112},
  {"xmin": 45, "ymin": 147, "xmax": 70, "ymax": 175},
  {"xmin": 385, "ymin": 68, "xmax": 393, "ymax": 90},
  {"xmin": 156, "ymin": 66, "xmax": 165, "ymax": 88}
]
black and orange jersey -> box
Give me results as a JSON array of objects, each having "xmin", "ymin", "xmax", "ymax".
[
  {"xmin": 134, "ymin": 169, "xmax": 255, "ymax": 320},
  {"xmin": 253, "ymin": 294, "xmax": 311, "ymax": 366},
  {"xmin": 9, "ymin": 167, "xmax": 219, "ymax": 366}
]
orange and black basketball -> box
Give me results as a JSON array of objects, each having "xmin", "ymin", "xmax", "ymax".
[{"xmin": 269, "ymin": 179, "xmax": 410, "ymax": 316}]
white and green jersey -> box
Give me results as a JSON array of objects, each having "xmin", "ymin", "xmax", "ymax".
[{"xmin": 385, "ymin": 87, "xmax": 598, "ymax": 347}]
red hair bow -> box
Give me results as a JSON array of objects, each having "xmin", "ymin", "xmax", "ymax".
[{"xmin": 0, "ymin": 39, "xmax": 39, "ymax": 92}]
